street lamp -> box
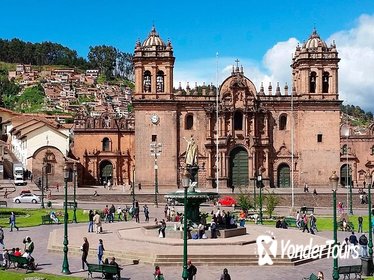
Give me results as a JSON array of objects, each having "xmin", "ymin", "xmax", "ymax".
[
  {"xmin": 349, "ymin": 166, "xmax": 353, "ymax": 215},
  {"xmin": 366, "ymin": 171, "xmax": 373, "ymax": 258},
  {"xmin": 39, "ymin": 177, "xmax": 44, "ymax": 209},
  {"xmin": 150, "ymin": 142, "xmax": 162, "ymax": 208},
  {"xmin": 257, "ymin": 170, "xmax": 263, "ymax": 225},
  {"xmin": 72, "ymin": 163, "xmax": 77, "ymax": 223},
  {"xmin": 181, "ymin": 171, "xmax": 190, "ymax": 280},
  {"xmin": 61, "ymin": 164, "xmax": 71, "ymax": 275},
  {"xmin": 132, "ymin": 164, "xmax": 136, "ymax": 207},
  {"xmin": 329, "ymin": 171, "xmax": 339, "ymax": 280}
]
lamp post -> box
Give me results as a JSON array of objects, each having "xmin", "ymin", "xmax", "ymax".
[
  {"xmin": 366, "ymin": 171, "xmax": 373, "ymax": 258},
  {"xmin": 150, "ymin": 142, "xmax": 162, "ymax": 208},
  {"xmin": 329, "ymin": 171, "xmax": 339, "ymax": 280},
  {"xmin": 181, "ymin": 172, "xmax": 190, "ymax": 280},
  {"xmin": 132, "ymin": 164, "xmax": 136, "ymax": 207},
  {"xmin": 61, "ymin": 164, "xmax": 71, "ymax": 275},
  {"xmin": 39, "ymin": 176, "xmax": 44, "ymax": 209},
  {"xmin": 349, "ymin": 165, "xmax": 353, "ymax": 215},
  {"xmin": 72, "ymin": 163, "xmax": 77, "ymax": 223},
  {"xmin": 257, "ymin": 170, "xmax": 263, "ymax": 225}
]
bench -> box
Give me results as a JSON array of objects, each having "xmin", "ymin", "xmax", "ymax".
[
  {"xmin": 8, "ymin": 254, "xmax": 33, "ymax": 272},
  {"xmin": 87, "ymin": 263, "xmax": 121, "ymax": 279},
  {"xmin": 338, "ymin": 265, "xmax": 362, "ymax": 279},
  {"xmin": 41, "ymin": 215, "xmax": 53, "ymax": 225},
  {"xmin": 300, "ymin": 207, "xmax": 315, "ymax": 214},
  {"xmin": 302, "ymin": 273, "xmax": 318, "ymax": 280},
  {"xmin": 284, "ymin": 217, "xmax": 297, "ymax": 227},
  {"xmin": 0, "ymin": 201, "xmax": 7, "ymax": 207},
  {"xmin": 63, "ymin": 201, "xmax": 77, "ymax": 208}
]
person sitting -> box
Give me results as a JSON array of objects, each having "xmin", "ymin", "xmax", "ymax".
[
  {"xmin": 198, "ymin": 223, "xmax": 205, "ymax": 239},
  {"xmin": 14, "ymin": 248, "xmax": 22, "ymax": 257},
  {"xmin": 275, "ymin": 219, "xmax": 282, "ymax": 228},
  {"xmin": 50, "ymin": 211, "xmax": 59, "ymax": 223},
  {"xmin": 3, "ymin": 249, "xmax": 9, "ymax": 267},
  {"xmin": 154, "ymin": 265, "xmax": 165, "ymax": 280},
  {"xmin": 317, "ymin": 271, "xmax": 324, "ymax": 280},
  {"xmin": 22, "ymin": 251, "xmax": 37, "ymax": 270},
  {"xmin": 109, "ymin": 257, "xmax": 121, "ymax": 279},
  {"xmin": 313, "ymin": 189, "xmax": 318, "ymax": 195},
  {"xmin": 93, "ymin": 190, "xmax": 99, "ymax": 197},
  {"xmin": 281, "ymin": 218, "xmax": 288, "ymax": 229}
]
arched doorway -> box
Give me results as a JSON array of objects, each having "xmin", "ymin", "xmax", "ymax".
[
  {"xmin": 100, "ymin": 160, "xmax": 113, "ymax": 184},
  {"xmin": 229, "ymin": 147, "xmax": 249, "ymax": 187},
  {"xmin": 340, "ymin": 164, "xmax": 352, "ymax": 186},
  {"xmin": 278, "ymin": 164, "xmax": 290, "ymax": 188}
]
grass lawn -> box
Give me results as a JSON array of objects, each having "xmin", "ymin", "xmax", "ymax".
[
  {"xmin": 0, "ymin": 208, "xmax": 89, "ymax": 228},
  {"xmin": 0, "ymin": 269, "xmax": 83, "ymax": 279}
]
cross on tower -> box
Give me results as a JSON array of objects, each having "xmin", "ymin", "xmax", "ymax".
[{"xmin": 235, "ymin": 59, "xmax": 240, "ymax": 68}]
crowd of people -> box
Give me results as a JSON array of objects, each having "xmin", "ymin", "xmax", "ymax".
[{"xmin": 1, "ymin": 236, "xmax": 37, "ymax": 270}]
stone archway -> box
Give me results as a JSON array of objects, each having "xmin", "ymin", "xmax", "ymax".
[
  {"xmin": 229, "ymin": 147, "xmax": 249, "ymax": 188},
  {"xmin": 99, "ymin": 160, "xmax": 113, "ymax": 185},
  {"xmin": 340, "ymin": 164, "xmax": 352, "ymax": 187},
  {"xmin": 277, "ymin": 163, "xmax": 290, "ymax": 188}
]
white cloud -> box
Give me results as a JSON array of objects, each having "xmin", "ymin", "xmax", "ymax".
[
  {"xmin": 328, "ymin": 14, "xmax": 374, "ymax": 111},
  {"xmin": 174, "ymin": 14, "xmax": 374, "ymax": 112}
]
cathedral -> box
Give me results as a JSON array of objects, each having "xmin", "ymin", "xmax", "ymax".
[{"xmin": 72, "ymin": 27, "xmax": 374, "ymax": 190}]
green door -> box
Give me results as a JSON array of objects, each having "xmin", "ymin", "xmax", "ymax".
[
  {"xmin": 100, "ymin": 161, "xmax": 113, "ymax": 184},
  {"xmin": 278, "ymin": 164, "xmax": 290, "ymax": 188},
  {"xmin": 230, "ymin": 147, "xmax": 249, "ymax": 187}
]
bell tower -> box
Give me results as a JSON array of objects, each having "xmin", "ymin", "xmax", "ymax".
[
  {"xmin": 292, "ymin": 29, "xmax": 340, "ymax": 99},
  {"xmin": 133, "ymin": 26, "xmax": 175, "ymax": 99}
]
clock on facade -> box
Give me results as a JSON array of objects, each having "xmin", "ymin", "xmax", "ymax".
[{"xmin": 150, "ymin": 114, "xmax": 160, "ymax": 124}]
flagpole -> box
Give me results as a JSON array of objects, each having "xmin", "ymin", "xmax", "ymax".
[
  {"xmin": 216, "ymin": 52, "xmax": 219, "ymax": 193},
  {"xmin": 291, "ymin": 86, "xmax": 294, "ymax": 208}
]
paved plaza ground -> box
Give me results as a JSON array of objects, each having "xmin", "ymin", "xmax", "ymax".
[{"xmin": 0, "ymin": 182, "xmax": 367, "ymax": 279}]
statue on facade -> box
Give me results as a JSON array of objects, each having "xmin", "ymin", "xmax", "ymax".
[{"xmin": 183, "ymin": 135, "xmax": 198, "ymax": 167}]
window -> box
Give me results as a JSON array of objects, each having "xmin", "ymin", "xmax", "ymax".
[
  {"xmin": 371, "ymin": 145, "xmax": 374, "ymax": 155},
  {"xmin": 234, "ymin": 111, "xmax": 243, "ymax": 130},
  {"xmin": 279, "ymin": 115, "xmax": 287, "ymax": 130},
  {"xmin": 156, "ymin": 71, "xmax": 164, "ymax": 93},
  {"xmin": 310, "ymin": 72, "xmax": 316, "ymax": 93},
  {"xmin": 46, "ymin": 163, "xmax": 52, "ymax": 174},
  {"xmin": 322, "ymin": 72, "xmax": 329, "ymax": 93},
  {"xmin": 341, "ymin": 144, "xmax": 348, "ymax": 155},
  {"xmin": 143, "ymin": 71, "xmax": 151, "ymax": 92},
  {"xmin": 152, "ymin": 135, "xmax": 157, "ymax": 142},
  {"xmin": 317, "ymin": 134, "xmax": 323, "ymax": 143},
  {"xmin": 185, "ymin": 114, "xmax": 193, "ymax": 130},
  {"xmin": 102, "ymin": 137, "xmax": 110, "ymax": 151}
]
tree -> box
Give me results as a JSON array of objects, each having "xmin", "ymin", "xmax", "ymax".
[
  {"xmin": 0, "ymin": 72, "xmax": 20, "ymax": 108},
  {"xmin": 237, "ymin": 187, "xmax": 253, "ymax": 213},
  {"xmin": 88, "ymin": 45, "xmax": 118, "ymax": 79},
  {"xmin": 264, "ymin": 191, "xmax": 279, "ymax": 218},
  {"xmin": 116, "ymin": 51, "xmax": 134, "ymax": 80}
]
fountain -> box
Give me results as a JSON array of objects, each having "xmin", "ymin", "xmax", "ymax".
[{"xmin": 165, "ymin": 136, "xmax": 219, "ymax": 224}]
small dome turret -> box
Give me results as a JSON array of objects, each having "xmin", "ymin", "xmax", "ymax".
[
  {"xmin": 142, "ymin": 26, "xmax": 166, "ymax": 47},
  {"xmin": 303, "ymin": 29, "xmax": 327, "ymax": 50}
]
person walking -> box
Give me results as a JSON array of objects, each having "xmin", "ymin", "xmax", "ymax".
[
  {"xmin": 93, "ymin": 211, "xmax": 102, "ymax": 234},
  {"xmin": 358, "ymin": 216, "xmax": 363, "ymax": 233},
  {"xmin": 0, "ymin": 226, "xmax": 4, "ymax": 248},
  {"xmin": 97, "ymin": 239, "xmax": 105, "ymax": 264},
  {"xmin": 117, "ymin": 207, "xmax": 123, "ymax": 221},
  {"xmin": 187, "ymin": 259, "xmax": 197, "ymax": 280},
  {"xmin": 302, "ymin": 214, "xmax": 309, "ymax": 233},
  {"xmin": 88, "ymin": 210, "xmax": 94, "ymax": 233},
  {"xmin": 220, "ymin": 268, "xmax": 231, "ymax": 280},
  {"xmin": 144, "ymin": 204, "xmax": 150, "ymax": 222},
  {"xmin": 9, "ymin": 212, "xmax": 19, "ymax": 232},
  {"xmin": 134, "ymin": 201, "xmax": 140, "ymax": 223},
  {"xmin": 359, "ymin": 233, "xmax": 368, "ymax": 257},
  {"xmin": 158, "ymin": 219, "xmax": 166, "ymax": 238},
  {"xmin": 81, "ymin": 237, "xmax": 89, "ymax": 271}
]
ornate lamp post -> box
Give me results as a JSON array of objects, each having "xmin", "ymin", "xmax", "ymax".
[
  {"xmin": 72, "ymin": 163, "xmax": 77, "ymax": 223},
  {"xmin": 329, "ymin": 171, "xmax": 339, "ymax": 280},
  {"xmin": 132, "ymin": 164, "xmax": 136, "ymax": 207},
  {"xmin": 39, "ymin": 176, "xmax": 44, "ymax": 209},
  {"xmin": 61, "ymin": 164, "xmax": 71, "ymax": 275},
  {"xmin": 366, "ymin": 171, "xmax": 373, "ymax": 258},
  {"xmin": 150, "ymin": 142, "xmax": 162, "ymax": 208},
  {"xmin": 181, "ymin": 171, "xmax": 190, "ymax": 280},
  {"xmin": 257, "ymin": 170, "xmax": 263, "ymax": 225}
]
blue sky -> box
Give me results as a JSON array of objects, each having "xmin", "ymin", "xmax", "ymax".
[{"xmin": 2, "ymin": 0, "xmax": 374, "ymax": 110}]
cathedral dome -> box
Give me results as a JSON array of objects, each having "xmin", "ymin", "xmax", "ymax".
[
  {"xmin": 142, "ymin": 26, "xmax": 165, "ymax": 47},
  {"xmin": 304, "ymin": 29, "xmax": 327, "ymax": 50}
]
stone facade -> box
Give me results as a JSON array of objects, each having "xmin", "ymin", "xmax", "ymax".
[{"xmin": 72, "ymin": 27, "xmax": 373, "ymax": 190}]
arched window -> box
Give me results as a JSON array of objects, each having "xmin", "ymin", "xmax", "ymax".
[
  {"xmin": 322, "ymin": 72, "xmax": 329, "ymax": 93},
  {"xmin": 156, "ymin": 70, "xmax": 164, "ymax": 93},
  {"xmin": 102, "ymin": 137, "xmax": 110, "ymax": 152},
  {"xmin": 185, "ymin": 114, "xmax": 193, "ymax": 130},
  {"xmin": 341, "ymin": 144, "xmax": 348, "ymax": 155},
  {"xmin": 309, "ymin": 72, "xmax": 316, "ymax": 93},
  {"xmin": 143, "ymin": 71, "xmax": 151, "ymax": 92},
  {"xmin": 234, "ymin": 111, "xmax": 243, "ymax": 130},
  {"xmin": 279, "ymin": 115, "xmax": 287, "ymax": 130}
]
